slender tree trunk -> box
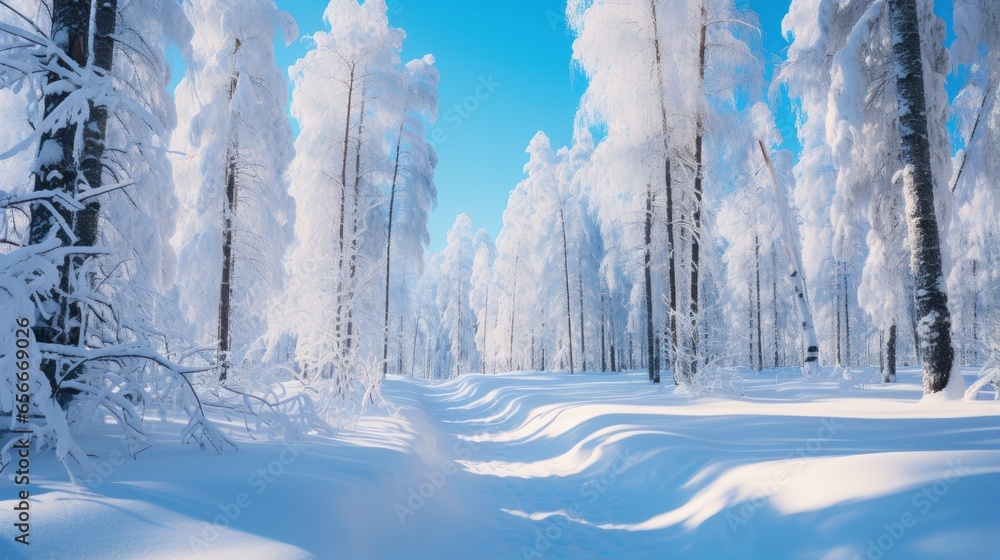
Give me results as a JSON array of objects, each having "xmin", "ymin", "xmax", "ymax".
[
  {"xmin": 650, "ymin": 0, "xmax": 677, "ymax": 383},
  {"xmin": 483, "ymin": 282, "xmax": 490, "ymax": 374},
  {"xmin": 346, "ymin": 92, "xmax": 367, "ymax": 354},
  {"xmin": 644, "ymin": 183, "xmax": 656, "ymax": 382},
  {"xmin": 758, "ymin": 141, "xmax": 820, "ymax": 372},
  {"xmin": 687, "ymin": 2, "xmax": 708, "ymax": 385},
  {"xmin": 747, "ymin": 287, "xmax": 754, "ymax": 367},
  {"xmin": 971, "ymin": 258, "xmax": 979, "ymax": 365},
  {"xmin": 410, "ymin": 305, "xmax": 421, "ymax": 377},
  {"xmin": 843, "ymin": 262, "xmax": 851, "ymax": 367},
  {"xmin": 560, "ymin": 205, "xmax": 575, "ymax": 374},
  {"xmin": 509, "ymin": 254, "xmax": 519, "ymax": 372},
  {"xmin": 217, "ymin": 38, "xmax": 242, "ymax": 382},
  {"xmin": 334, "ymin": 64, "xmax": 357, "ymax": 350},
  {"xmin": 889, "ymin": 0, "xmax": 955, "ymax": 393},
  {"xmin": 755, "ymin": 234, "xmax": 763, "ymax": 372},
  {"xmin": 578, "ymin": 255, "xmax": 586, "ymax": 371},
  {"xmin": 383, "ymin": 122, "xmax": 404, "ymax": 376},
  {"xmin": 950, "ymin": 79, "xmax": 993, "ymax": 193},
  {"xmin": 772, "ymin": 246, "xmax": 780, "ymax": 368},
  {"xmin": 836, "ymin": 265, "xmax": 843, "ymax": 366},
  {"xmin": 600, "ymin": 293, "xmax": 607, "ymax": 372}
]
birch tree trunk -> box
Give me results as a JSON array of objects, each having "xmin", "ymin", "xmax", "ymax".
[
  {"xmin": 889, "ymin": 0, "xmax": 955, "ymax": 394},
  {"xmin": 758, "ymin": 141, "xmax": 820, "ymax": 374}
]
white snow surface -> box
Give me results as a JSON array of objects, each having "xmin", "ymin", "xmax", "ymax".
[{"xmin": 2, "ymin": 368, "xmax": 998, "ymax": 559}]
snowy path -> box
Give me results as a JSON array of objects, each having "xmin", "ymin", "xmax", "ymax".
[
  {"xmin": 2, "ymin": 368, "xmax": 999, "ymax": 559},
  {"xmin": 387, "ymin": 370, "xmax": 1000, "ymax": 559}
]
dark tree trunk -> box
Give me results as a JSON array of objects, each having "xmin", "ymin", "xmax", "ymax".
[
  {"xmin": 383, "ymin": 122, "xmax": 404, "ymax": 376},
  {"xmin": 600, "ymin": 293, "xmax": 607, "ymax": 372},
  {"xmin": 29, "ymin": 0, "xmax": 107, "ymax": 403},
  {"xmin": 889, "ymin": 0, "xmax": 955, "ymax": 394},
  {"xmin": 687, "ymin": 2, "xmax": 708, "ymax": 384},
  {"xmin": 334, "ymin": 63, "xmax": 357, "ymax": 350},
  {"xmin": 644, "ymin": 183, "xmax": 657, "ymax": 382},
  {"xmin": 843, "ymin": 262, "xmax": 851, "ymax": 367},
  {"xmin": 560, "ymin": 206, "xmax": 575, "ymax": 374},
  {"xmin": 884, "ymin": 323, "xmax": 897, "ymax": 383},
  {"xmin": 218, "ymin": 38, "xmax": 242, "ymax": 382},
  {"xmin": 650, "ymin": 0, "xmax": 676, "ymax": 383}
]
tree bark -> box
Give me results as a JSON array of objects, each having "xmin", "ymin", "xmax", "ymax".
[
  {"xmin": 884, "ymin": 323, "xmax": 897, "ymax": 382},
  {"xmin": 30, "ymin": 0, "xmax": 102, "ymax": 402},
  {"xmin": 217, "ymin": 38, "xmax": 242, "ymax": 382},
  {"xmin": 755, "ymin": 234, "xmax": 763, "ymax": 372},
  {"xmin": 509, "ymin": 254, "xmax": 519, "ymax": 371},
  {"xmin": 600, "ymin": 292, "xmax": 607, "ymax": 372},
  {"xmin": 650, "ymin": 0, "xmax": 676, "ymax": 383},
  {"xmin": 889, "ymin": 0, "xmax": 955, "ymax": 393},
  {"xmin": 772, "ymin": 245, "xmax": 780, "ymax": 368},
  {"xmin": 644, "ymin": 183, "xmax": 657, "ymax": 382},
  {"xmin": 687, "ymin": 1, "xmax": 708, "ymax": 385},
  {"xmin": 560, "ymin": 205, "xmax": 575, "ymax": 374},
  {"xmin": 345, "ymin": 92, "xmax": 367, "ymax": 354},
  {"xmin": 334, "ymin": 63, "xmax": 357, "ymax": 352},
  {"xmin": 758, "ymin": 141, "xmax": 820, "ymax": 373},
  {"xmin": 382, "ymin": 122, "xmax": 404, "ymax": 376},
  {"xmin": 578, "ymin": 255, "xmax": 586, "ymax": 372}
]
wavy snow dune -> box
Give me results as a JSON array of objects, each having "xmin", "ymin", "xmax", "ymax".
[{"xmin": 2, "ymin": 368, "xmax": 999, "ymax": 559}]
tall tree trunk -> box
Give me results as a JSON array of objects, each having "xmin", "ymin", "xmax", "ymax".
[
  {"xmin": 650, "ymin": 0, "xmax": 677, "ymax": 383},
  {"xmin": 686, "ymin": 1, "xmax": 708, "ymax": 385},
  {"xmin": 334, "ymin": 63, "xmax": 357, "ymax": 351},
  {"xmin": 884, "ymin": 323, "xmax": 897, "ymax": 382},
  {"xmin": 217, "ymin": 38, "xmax": 242, "ymax": 382},
  {"xmin": 483, "ymin": 282, "xmax": 490, "ymax": 374},
  {"xmin": 836, "ymin": 265, "xmax": 843, "ymax": 366},
  {"xmin": 65, "ymin": 0, "xmax": 117, "ymax": 399},
  {"xmin": 889, "ymin": 0, "xmax": 955, "ymax": 393},
  {"xmin": 29, "ymin": 0, "xmax": 98, "ymax": 402},
  {"xmin": 755, "ymin": 234, "xmax": 763, "ymax": 372},
  {"xmin": 578, "ymin": 255, "xmax": 586, "ymax": 372},
  {"xmin": 644, "ymin": 183, "xmax": 656, "ymax": 382},
  {"xmin": 410, "ymin": 304, "xmax": 421, "ymax": 376},
  {"xmin": 758, "ymin": 141, "xmax": 820, "ymax": 373},
  {"xmin": 560, "ymin": 205, "xmax": 575, "ymax": 374},
  {"xmin": 772, "ymin": 245, "xmax": 780, "ymax": 368},
  {"xmin": 509, "ymin": 254, "xmax": 519, "ymax": 371},
  {"xmin": 346, "ymin": 92, "xmax": 367, "ymax": 354},
  {"xmin": 382, "ymin": 122, "xmax": 404, "ymax": 376},
  {"xmin": 843, "ymin": 262, "xmax": 851, "ymax": 367},
  {"xmin": 600, "ymin": 293, "xmax": 607, "ymax": 372}
]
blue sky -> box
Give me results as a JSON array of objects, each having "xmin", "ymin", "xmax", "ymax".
[{"xmin": 170, "ymin": 0, "xmax": 957, "ymax": 251}]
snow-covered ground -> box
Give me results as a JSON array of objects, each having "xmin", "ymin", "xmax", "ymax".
[{"xmin": 2, "ymin": 367, "xmax": 999, "ymax": 559}]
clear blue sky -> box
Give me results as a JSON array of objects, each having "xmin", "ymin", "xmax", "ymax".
[{"xmin": 171, "ymin": 0, "xmax": 957, "ymax": 251}]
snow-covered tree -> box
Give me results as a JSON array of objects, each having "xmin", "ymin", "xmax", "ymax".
[{"xmin": 171, "ymin": 0, "xmax": 298, "ymax": 380}]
